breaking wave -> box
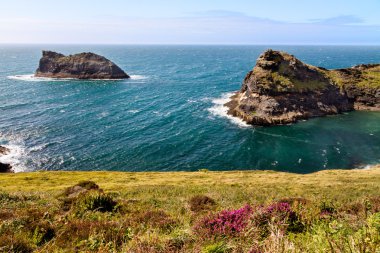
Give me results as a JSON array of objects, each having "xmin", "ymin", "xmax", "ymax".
[{"xmin": 207, "ymin": 92, "xmax": 250, "ymax": 128}]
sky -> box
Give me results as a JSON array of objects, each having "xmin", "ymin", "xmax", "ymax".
[{"xmin": 1, "ymin": 0, "xmax": 380, "ymax": 45}]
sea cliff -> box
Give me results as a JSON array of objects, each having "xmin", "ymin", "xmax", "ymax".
[
  {"xmin": 35, "ymin": 51, "xmax": 130, "ymax": 79},
  {"xmin": 226, "ymin": 50, "xmax": 380, "ymax": 126}
]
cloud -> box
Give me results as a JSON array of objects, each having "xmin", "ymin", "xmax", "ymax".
[
  {"xmin": 188, "ymin": 10, "xmax": 248, "ymax": 17},
  {"xmin": 0, "ymin": 13, "xmax": 379, "ymax": 44},
  {"xmin": 309, "ymin": 15, "xmax": 364, "ymax": 25}
]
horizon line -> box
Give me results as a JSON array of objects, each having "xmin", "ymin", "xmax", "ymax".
[{"xmin": 1, "ymin": 43, "xmax": 380, "ymax": 46}]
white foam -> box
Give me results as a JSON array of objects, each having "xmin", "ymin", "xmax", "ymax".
[
  {"xmin": 358, "ymin": 164, "xmax": 380, "ymax": 170},
  {"xmin": 207, "ymin": 92, "xmax": 250, "ymax": 128},
  {"xmin": 7, "ymin": 74, "xmax": 61, "ymax": 82},
  {"xmin": 0, "ymin": 132, "xmax": 47, "ymax": 173},
  {"xmin": 0, "ymin": 144, "xmax": 27, "ymax": 173},
  {"xmin": 130, "ymin": 75, "xmax": 148, "ymax": 80},
  {"xmin": 127, "ymin": 110, "xmax": 140, "ymax": 114},
  {"xmin": 8, "ymin": 74, "xmax": 148, "ymax": 82}
]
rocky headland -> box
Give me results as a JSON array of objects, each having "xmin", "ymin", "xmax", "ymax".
[
  {"xmin": 35, "ymin": 51, "xmax": 130, "ymax": 79},
  {"xmin": 0, "ymin": 145, "xmax": 12, "ymax": 173},
  {"xmin": 226, "ymin": 49, "xmax": 380, "ymax": 126}
]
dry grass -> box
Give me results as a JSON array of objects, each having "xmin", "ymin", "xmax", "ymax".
[{"xmin": 1, "ymin": 166, "xmax": 380, "ymax": 252}]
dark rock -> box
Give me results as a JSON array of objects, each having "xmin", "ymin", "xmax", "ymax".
[
  {"xmin": 333, "ymin": 64, "xmax": 380, "ymax": 110},
  {"xmin": 35, "ymin": 51, "xmax": 130, "ymax": 79},
  {"xmin": 226, "ymin": 50, "xmax": 380, "ymax": 126},
  {"xmin": 0, "ymin": 146, "xmax": 10, "ymax": 155},
  {"xmin": 0, "ymin": 162, "xmax": 13, "ymax": 173}
]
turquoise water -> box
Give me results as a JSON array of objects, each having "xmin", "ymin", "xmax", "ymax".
[{"xmin": 0, "ymin": 45, "xmax": 379, "ymax": 173}]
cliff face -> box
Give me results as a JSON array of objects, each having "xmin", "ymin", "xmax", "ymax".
[
  {"xmin": 329, "ymin": 64, "xmax": 380, "ymax": 110},
  {"xmin": 35, "ymin": 51, "xmax": 130, "ymax": 79},
  {"xmin": 226, "ymin": 50, "xmax": 380, "ymax": 126}
]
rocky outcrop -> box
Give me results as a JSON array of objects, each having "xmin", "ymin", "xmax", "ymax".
[
  {"xmin": 226, "ymin": 50, "xmax": 380, "ymax": 126},
  {"xmin": 35, "ymin": 51, "xmax": 130, "ymax": 79},
  {"xmin": 0, "ymin": 145, "xmax": 12, "ymax": 173},
  {"xmin": 331, "ymin": 65, "xmax": 380, "ymax": 111},
  {"xmin": 0, "ymin": 146, "xmax": 10, "ymax": 155},
  {"xmin": 0, "ymin": 163, "xmax": 12, "ymax": 173}
]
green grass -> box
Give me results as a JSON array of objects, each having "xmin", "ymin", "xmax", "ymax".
[
  {"xmin": 359, "ymin": 70, "xmax": 380, "ymax": 88},
  {"xmin": 1, "ymin": 166, "xmax": 380, "ymax": 252},
  {"xmin": 328, "ymin": 66, "xmax": 380, "ymax": 89}
]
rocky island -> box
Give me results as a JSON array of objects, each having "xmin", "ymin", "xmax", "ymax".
[
  {"xmin": 226, "ymin": 49, "xmax": 380, "ymax": 126},
  {"xmin": 35, "ymin": 51, "xmax": 130, "ymax": 79}
]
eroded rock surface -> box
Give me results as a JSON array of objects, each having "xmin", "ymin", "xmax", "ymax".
[
  {"xmin": 226, "ymin": 50, "xmax": 380, "ymax": 126},
  {"xmin": 35, "ymin": 51, "xmax": 130, "ymax": 79}
]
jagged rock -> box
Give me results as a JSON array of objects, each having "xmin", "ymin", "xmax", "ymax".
[
  {"xmin": 0, "ymin": 146, "xmax": 12, "ymax": 173},
  {"xmin": 0, "ymin": 163, "xmax": 12, "ymax": 173},
  {"xmin": 226, "ymin": 49, "xmax": 380, "ymax": 126},
  {"xmin": 35, "ymin": 51, "xmax": 130, "ymax": 79},
  {"xmin": 332, "ymin": 65, "xmax": 380, "ymax": 110}
]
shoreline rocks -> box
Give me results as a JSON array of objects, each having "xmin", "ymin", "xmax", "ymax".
[
  {"xmin": 0, "ymin": 146, "xmax": 10, "ymax": 155},
  {"xmin": 0, "ymin": 145, "xmax": 13, "ymax": 173},
  {"xmin": 226, "ymin": 50, "xmax": 380, "ymax": 126},
  {"xmin": 35, "ymin": 51, "xmax": 130, "ymax": 79}
]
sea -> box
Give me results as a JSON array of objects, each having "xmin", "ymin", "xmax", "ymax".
[{"xmin": 0, "ymin": 45, "xmax": 379, "ymax": 173}]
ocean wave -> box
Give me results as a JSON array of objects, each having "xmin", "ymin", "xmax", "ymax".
[
  {"xmin": 0, "ymin": 132, "xmax": 49, "ymax": 173},
  {"xmin": 129, "ymin": 75, "xmax": 148, "ymax": 80},
  {"xmin": 0, "ymin": 143, "xmax": 27, "ymax": 173},
  {"xmin": 7, "ymin": 74, "xmax": 62, "ymax": 82},
  {"xmin": 207, "ymin": 92, "xmax": 250, "ymax": 128},
  {"xmin": 127, "ymin": 110, "xmax": 140, "ymax": 114}
]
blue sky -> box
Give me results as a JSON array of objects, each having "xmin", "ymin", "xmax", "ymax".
[{"xmin": 1, "ymin": 0, "xmax": 380, "ymax": 44}]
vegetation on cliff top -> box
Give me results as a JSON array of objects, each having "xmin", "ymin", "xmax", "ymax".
[
  {"xmin": 327, "ymin": 65, "xmax": 380, "ymax": 89},
  {"xmin": 1, "ymin": 167, "xmax": 380, "ymax": 252},
  {"xmin": 247, "ymin": 50, "xmax": 380, "ymax": 93}
]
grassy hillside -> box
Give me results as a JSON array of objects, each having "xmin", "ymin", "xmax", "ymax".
[{"xmin": 1, "ymin": 167, "xmax": 380, "ymax": 252}]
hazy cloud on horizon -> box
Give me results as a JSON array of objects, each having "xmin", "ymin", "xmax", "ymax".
[{"xmin": 0, "ymin": 0, "xmax": 379, "ymax": 45}]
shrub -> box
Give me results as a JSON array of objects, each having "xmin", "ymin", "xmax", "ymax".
[
  {"xmin": 77, "ymin": 180, "xmax": 100, "ymax": 190},
  {"xmin": 55, "ymin": 220, "xmax": 131, "ymax": 251},
  {"xmin": 194, "ymin": 205, "xmax": 253, "ymax": 238},
  {"xmin": 0, "ymin": 192, "xmax": 39, "ymax": 203},
  {"xmin": 63, "ymin": 180, "xmax": 100, "ymax": 197},
  {"xmin": 202, "ymin": 242, "xmax": 231, "ymax": 253},
  {"xmin": 165, "ymin": 229, "xmax": 193, "ymax": 252},
  {"xmin": 32, "ymin": 223, "xmax": 55, "ymax": 246},
  {"xmin": 0, "ymin": 209, "xmax": 14, "ymax": 221},
  {"xmin": 189, "ymin": 195, "xmax": 216, "ymax": 212},
  {"xmin": 369, "ymin": 196, "xmax": 380, "ymax": 213},
  {"xmin": 320, "ymin": 201, "xmax": 335, "ymax": 215},
  {"xmin": 252, "ymin": 202, "xmax": 303, "ymax": 235},
  {"xmin": 132, "ymin": 210, "xmax": 177, "ymax": 231},
  {"xmin": 278, "ymin": 197, "xmax": 309, "ymax": 206},
  {"xmin": 74, "ymin": 192, "xmax": 118, "ymax": 216},
  {"xmin": 340, "ymin": 201, "xmax": 365, "ymax": 215},
  {"xmin": 0, "ymin": 234, "xmax": 34, "ymax": 253}
]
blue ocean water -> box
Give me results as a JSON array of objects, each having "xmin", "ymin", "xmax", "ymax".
[{"xmin": 0, "ymin": 45, "xmax": 379, "ymax": 173}]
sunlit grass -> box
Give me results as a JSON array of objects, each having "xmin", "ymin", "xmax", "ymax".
[{"xmin": 1, "ymin": 166, "xmax": 379, "ymax": 252}]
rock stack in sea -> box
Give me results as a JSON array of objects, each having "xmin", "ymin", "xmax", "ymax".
[
  {"xmin": 0, "ymin": 146, "xmax": 13, "ymax": 173},
  {"xmin": 226, "ymin": 49, "xmax": 380, "ymax": 126},
  {"xmin": 35, "ymin": 51, "xmax": 130, "ymax": 79}
]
